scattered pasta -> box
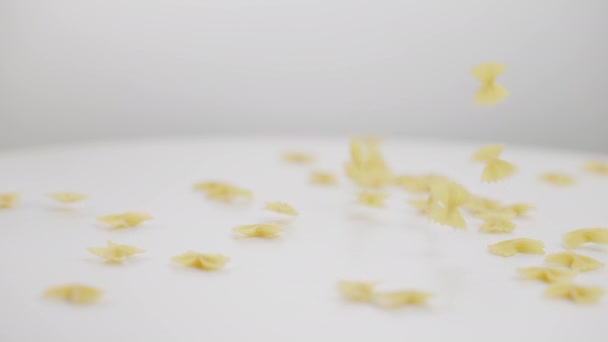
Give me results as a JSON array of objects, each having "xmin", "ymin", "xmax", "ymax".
[
  {"xmin": 172, "ymin": 251, "xmax": 229, "ymax": 271},
  {"xmin": 372, "ymin": 290, "xmax": 432, "ymax": 308},
  {"xmin": 428, "ymin": 181, "xmax": 470, "ymax": 229},
  {"xmin": 583, "ymin": 161, "xmax": 608, "ymax": 175},
  {"xmin": 0, "ymin": 193, "xmax": 19, "ymax": 209},
  {"xmin": 544, "ymin": 282, "xmax": 604, "ymax": 304},
  {"xmin": 345, "ymin": 138, "xmax": 393, "ymax": 188},
  {"xmin": 310, "ymin": 171, "xmax": 337, "ymax": 185},
  {"xmin": 265, "ymin": 202, "xmax": 298, "ymax": 216},
  {"xmin": 488, "ymin": 238, "xmax": 545, "ymax": 257},
  {"xmin": 563, "ymin": 228, "xmax": 608, "ymax": 249},
  {"xmin": 193, "ymin": 181, "xmax": 252, "ymax": 202},
  {"xmin": 97, "ymin": 212, "xmax": 152, "ymax": 229},
  {"xmin": 356, "ymin": 191, "xmax": 389, "ymax": 208},
  {"xmin": 44, "ymin": 284, "xmax": 102, "ymax": 304},
  {"xmin": 233, "ymin": 223, "xmax": 284, "ymax": 238},
  {"xmin": 394, "ymin": 174, "xmax": 450, "ymax": 194},
  {"xmin": 539, "ymin": 173, "xmax": 575, "ymax": 186},
  {"xmin": 49, "ymin": 192, "xmax": 86, "ymax": 203},
  {"xmin": 478, "ymin": 212, "xmax": 516, "ymax": 233},
  {"xmin": 282, "ymin": 151, "xmax": 315, "ymax": 164},
  {"xmin": 545, "ymin": 252, "xmax": 604, "ymax": 272},
  {"xmin": 471, "ymin": 63, "xmax": 509, "ymax": 105},
  {"xmin": 517, "ymin": 267, "xmax": 576, "ymax": 283},
  {"xmin": 338, "ymin": 281, "xmax": 376, "ymax": 302},
  {"xmin": 472, "ymin": 144, "xmax": 516, "ymax": 183},
  {"xmin": 88, "ymin": 240, "xmax": 144, "ymax": 263}
]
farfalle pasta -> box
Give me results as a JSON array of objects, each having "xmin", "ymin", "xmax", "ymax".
[
  {"xmin": 563, "ymin": 228, "xmax": 608, "ymax": 249},
  {"xmin": 471, "ymin": 144, "xmax": 516, "ymax": 183},
  {"xmin": 539, "ymin": 173, "xmax": 575, "ymax": 186},
  {"xmin": 310, "ymin": 171, "xmax": 337, "ymax": 185},
  {"xmin": 193, "ymin": 181, "xmax": 252, "ymax": 202},
  {"xmin": 338, "ymin": 281, "xmax": 376, "ymax": 302},
  {"xmin": 372, "ymin": 290, "xmax": 432, "ymax": 308},
  {"xmin": 356, "ymin": 191, "xmax": 388, "ymax": 208},
  {"xmin": 517, "ymin": 267, "xmax": 576, "ymax": 283},
  {"xmin": 0, "ymin": 193, "xmax": 19, "ymax": 209},
  {"xmin": 478, "ymin": 212, "xmax": 516, "ymax": 233},
  {"xmin": 233, "ymin": 223, "xmax": 284, "ymax": 238},
  {"xmin": 49, "ymin": 192, "xmax": 86, "ymax": 203},
  {"xmin": 545, "ymin": 282, "xmax": 604, "ymax": 304},
  {"xmin": 97, "ymin": 212, "xmax": 152, "ymax": 229},
  {"xmin": 345, "ymin": 138, "xmax": 393, "ymax": 188},
  {"xmin": 582, "ymin": 161, "xmax": 608, "ymax": 175},
  {"xmin": 488, "ymin": 238, "xmax": 545, "ymax": 257},
  {"xmin": 44, "ymin": 284, "xmax": 103, "ymax": 304},
  {"xmin": 471, "ymin": 63, "xmax": 509, "ymax": 105},
  {"xmin": 88, "ymin": 241, "xmax": 144, "ymax": 263},
  {"xmin": 428, "ymin": 181, "xmax": 470, "ymax": 229},
  {"xmin": 282, "ymin": 151, "xmax": 315, "ymax": 164},
  {"xmin": 265, "ymin": 202, "xmax": 298, "ymax": 216},
  {"xmin": 172, "ymin": 251, "xmax": 229, "ymax": 271},
  {"xmin": 544, "ymin": 252, "xmax": 604, "ymax": 272}
]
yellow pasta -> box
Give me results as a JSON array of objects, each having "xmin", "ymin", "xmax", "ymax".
[
  {"xmin": 345, "ymin": 138, "xmax": 393, "ymax": 188},
  {"xmin": 583, "ymin": 161, "xmax": 608, "ymax": 175},
  {"xmin": 539, "ymin": 172, "xmax": 575, "ymax": 186},
  {"xmin": 463, "ymin": 195, "xmax": 503, "ymax": 214},
  {"xmin": 172, "ymin": 251, "xmax": 229, "ymax": 271},
  {"xmin": 478, "ymin": 212, "xmax": 516, "ymax": 233},
  {"xmin": 471, "ymin": 144, "xmax": 504, "ymax": 162},
  {"xmin": 233, "ymin": 223, "xmax": 283, "ymax": 238},
  {"xmin": 310, "ymin": 171, "xmax": 337, "ymax": 185},
  {"xmin": 97, "ymin": 212, "xmax": 152, "ymax": 229},
  {"xmin": 428, "ymin": 181, "xmax": 470, "ymax": 229},
  {"xmin": 545, "ymin": 282, "xmax": 604, "ymax": 304},
  {"xmin": 372, "ymin": 290, "xmax": 432, "ymax": 308},
  {"xmin": 44, "ymin": 284, "xmax": 102, "ymax": 304},
  {"xmin": 563, "ymin": 228, "xmax": 608, "ymax": 249},
  {"xmin": 545, "ymin": 252, "xmax": 604, "ymax": 272},
  {"xmin": 488, "ymin": 238, "xmax": 545, "ymax": 257},
  {"xmin": 88, "ymin": 240, "xmax": 144, "ymax": 263},
  {"xmin": 517, "ymin": 267, "xmax": 577, "ymax": 283},
  {"xmin": 338, "ymin": 281, "xmax": 376, "ymax": 302},
  {"xmin": 193, "ymin": 181, "xmax": 252, "ymax": 202},
  {"xmin": 481, "ymin": 159, "xmax": 516, "ymax": 183},
  {"xmin": 282, "ymin": 151, "xmax": 315, "ymax": 164},
  {"xmin": 471, "ymin": 63, "xmax": 509, "ymax": 105},
  {"xmin": 0, "ymin": 193, "xmax": 19, "ymax": 209},
  {"xmin": 501, "ymin": 203, "xmax": 535, "ymax": 217},
  {"xmin": 49, "ymin": 192, "xmax": 86, "ymax": 203},
  {"xmin": 394, "ymin": 174, "xmax": 449, "ymax": 194},
  {"xmin": 356, "ymin": 191, "xmax": 388, "ymax": 208},
  {"xmin": 264, "ymin": 202, "xmax": 298, "ymax": 216}
]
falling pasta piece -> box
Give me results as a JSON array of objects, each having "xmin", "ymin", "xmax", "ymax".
[
  {"xmin": 193, "ymin": 181, "xmax": 252, "ymax": 202},
  {"xmin": 345, "ymin": 138, "xmax": 393, "ymax": 188},
  {"xmin": 282, "ymin": 151, "xmax": 315, "ymax": 164},
  {"xmin": 49, "ymin": 192, "xmax": 87, "ymax": 204},
  {"xmin": 482, "ymin": 158, "xmax": 516, "ymax": 183},
  {"xmin": 428, "ymin": 181, "xmax": 470, "ymax": 229},
  {"xmin": 0, "ymin": 193, "xmax": 19, "ymax": 209},
  {"xmin": 372, "ymin": 290, "xmax": 432, "ymax": 308},
  {"xmin": 471, "ymin": 63, "xmax": 509, "ymax": 105},
  {"xmin": 539, "ymin": 173, "xmax": 575, "ymax": 186},
  {"xmin": 97, "ymin": 212, "xmax": 152, "ymax": 229},
  {"xmin": 517, "ymin": 267, "xmax": 577, "ymax": 283},
  {"xmin": 44, "ymin": 284, "xmax": 103, "ymax": 304},
  {"xmin": 338, "ymin": 281, "xmax": 375, "ymax": 302},
  {"xmin": 87, "ymin": 240, "xmax": 144, "ymax": 263},
  {"xmin": 233, "ymin": 223, "xmax": 283, "ymax": 238},
  {"xmin": 356, "ymin": 191, "xmax": 389, "ymax": 208},
  {"xmin": 471, "ymin": 144, "xmax": 504, "ymax": 162},
  {"xmin": 479, "ymin": 212, "xmax": 516, "ymax": 233},
  {"xmin": 545, "ymin": 252, "xmax": 604, "ymax": 272},
  {"xmin": 545, "ymin": 282, "xmax": 604, "ymax": 304},
  {"xmin": 583, "ymin": 161, "xmax": 608, "ymax": 175},
  {"xmin": 265, "ymin": 202, "xmax": 298, "ymax": 216},
  {"xmin": 488, "ymin": 238, "xmax": 545, "ymax": 257},
  {"xmin": 310, "ymin": 171, "xmax": 337, "ymax": 185},
  {"xmin": 172, "ymin": 251, "xmax": 229, "ymax": 271},
  {"xmin": 563, "ymin": 228, "xmax": 608, "ymax": 249}
]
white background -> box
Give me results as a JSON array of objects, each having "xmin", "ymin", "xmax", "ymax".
[{"xmin": 1, "ymin": 0, "xmax": 607, "ymax": 151}]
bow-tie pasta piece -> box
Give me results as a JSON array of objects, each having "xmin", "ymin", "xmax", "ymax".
[
  {"xmin": 479, "ymin": 212, "xmax": 516, "ymax": 233},
  {"xmin": 265, "ymin": 202, "xmax": 298, "ymax": 216},
  {"xmin": 49, "ymin": 192, "xmax": 86, "ymax": 203},
  {"xmin": 97, "ymin": 212, "xmax": 152, "ymax": 229},
  {"xmin": 310, "ymin": 171, "xmax": 337, "ymax": 185},
  {"xmin": 233, "ymin": 223, "xmax": 284, "ymax": 238},
  {"xmin": 539, "ymin": 173, "xmax": 575, "ymax": 186},
  {"xmin": 545, "ymin": 282, "xmax": 604, "ymax": 304},
  {"xmin": 0, "ymin": 193, "xmax": 19, "ymax": 209},
  {"xmin": 428, "ymin": 181, "xmax": 470, "ymax": 229},
  {"xmin": 488, "ymin": 238, "xmax": 545, "ymax": 257},
  {"xmin": 345, "ymin": 138, "xmax": 393, "ymax": 188},
  {"xmin": 338, "ymin": 281, "xmax": 376, "ymax": 302},
  {"xmin": 44, "ymin": 284, "xmax": 103, "ymax": 304},
  {"xmin": 172, "ymin": 251, "xmax": 229, "ymax": 271},
  {"xmin": 193, "ymin": 181, "xmax": 253, "ymax": 202},
  {"xmin": 482, "ymin": 159, "xmax": 516, "ymax": 183},
  {"xmin": 471, "ymin": 63, "xmax": 509, "ymax": 105},
  {"xmin": 518, "ymin": 267, "xmax": 577, "ymax": 283},
  {"xmin": 395, "ymin": 174, "xmax": 451, "ymax": 194},
  {"xmin": 471, "ymin": 144, "xmax": 504, "ymax": 162},
  {"xmin": 501, "ymin": 203, "xmax": 535, "ymax": 217},
  {"xmin": 356, "ymin": 191, "xmax": 389, "ymax": 208},
  {"xmin": 582, "ymin": 161, "xmax": 608, "ymax": 175},
  {"xmin": 545, "ymin": 252, "xmax": 604, "ymax": 272},
  {"xmin": 88, "ymin": 241, "xmax": 144, "ymax": 263},
  {"xmin": 563, "ymin": 228, "xmax": 608, "ymax": 249},
  {"xmin": 282, "ymin": 151, "xmax": 315, "ymax": 164},
  {"xmin": 372, "ymin": 290, "xmax": 432, "ymax": 308}
]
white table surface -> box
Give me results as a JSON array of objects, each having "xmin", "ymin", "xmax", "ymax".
[{"xmin": 0, "ymin": 138, "xmax": 607, "ymax": 342}]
